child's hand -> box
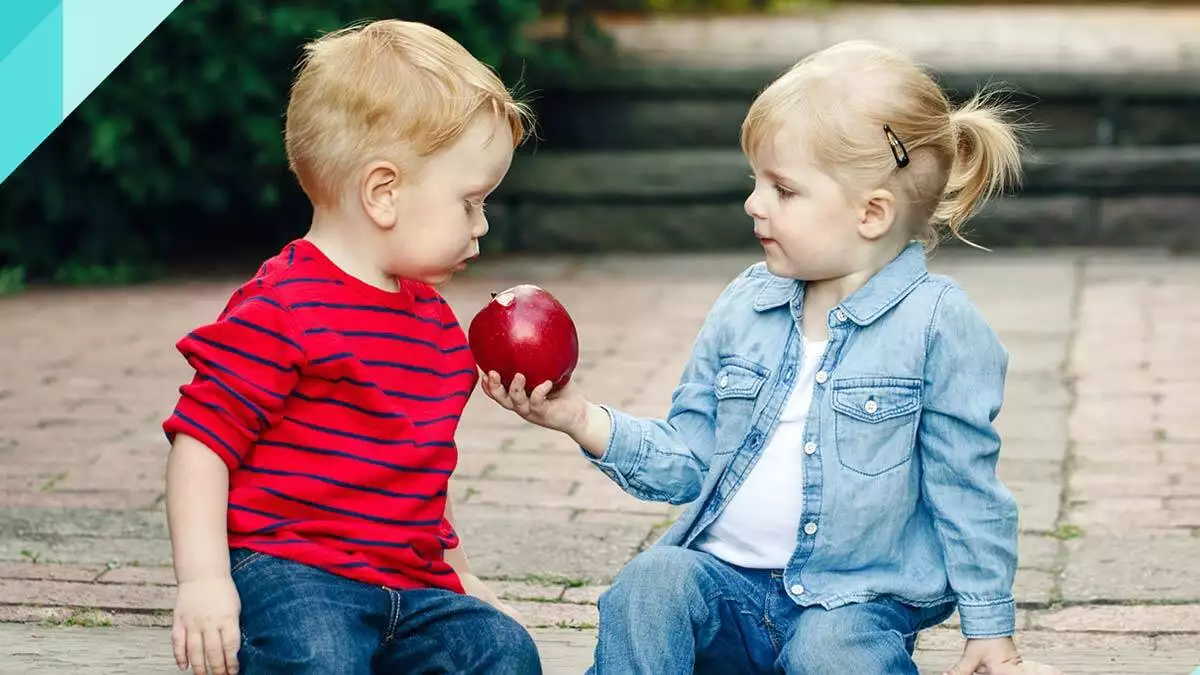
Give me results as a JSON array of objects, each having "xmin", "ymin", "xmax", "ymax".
[
  {"xmin": 172, "ymin": 576, "xmax": 241, "ymax": 675},
  {"xmin": 946, "ymin": 637, "xmax": 1063, "ymax": 675},
  {"xmin": 460, "ymin": 572, "xmax": 524, "ymax": 625},
  {"xmin": 481, "ymin": 371, "xmax": 588, "ymax": 436}
]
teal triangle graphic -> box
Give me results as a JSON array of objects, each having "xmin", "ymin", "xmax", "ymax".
[
  {"xmin": 0, "ymin": 3, "xmax": 63, "ymax": 183},
  {"xmin": 0, "ymin": 0, "xmax": 59, "ymax": 64},
  {"xmin": 61, "ymin": 0, "xmax": 184, "ymax": 118}
]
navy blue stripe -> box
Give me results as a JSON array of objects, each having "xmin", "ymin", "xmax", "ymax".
[
  {"xmin": 413, "ymin": 296, "xmax": 445, "ymax": 304},
  {"xmin": 197, "ymin": 374, "xmax": 268, "ymax": 429},
  {"xmin": 282, "ymin": 416, "xmax": 455, "ymax": 448},
  {"xmin": 289, "ymin": 302, "xmax": 457, "ymax": 329},
  {"xmin": 229, "ymin": 533, "xmax": 309, "ymax": 543},
  {"xmin": 199, "ymin": 401, "xmax": 256, "ymax": 437},
  {"xmin": 259, "ymin": 487, "xmax": 443, "ymax": 527},
  {"xmin": 244, "ymin": 519, "xmax": 302, "ymax": 535},
  {"xmin": 334, "ymin": 562, "xmax": 411, "ymax": 576},
  {"xmin": 227, "ymin": 316, "xmax": 303, "ymax": 351},
  {"xmin": 361, "ymin": 360, "xmax": 475, "ymax": 379},
  {"xmin": 242, "ymin": 465, "xmax": 444, "ymax": 500},
  {"xmin": 305, "ymin": 375, "xmax": 472, "ymax": 402},
  {"xmin": 256, "ymin": 440, "xmax": 454, "ymax": 475},
  {"xmin": 194, "ymin": 356, "xmax": 287, "ymax": 401},
  {"xmin": 172, "ymin": 411, "xmax": 242, "ymax": 462},
  {"xmin": 323, "ymin": 535, "xmax": 415, "ymax": 549},
  {"xmin": 304, "ymin": 328, "xmax": 469, "ymax": 354},
  {"xmin": 246, "ymin": 295, "xmax": 285, "ymax": 311},
  {"xmin": 229, "ymin": 503, "xmax": 287, "ymax": 520},
  {"xmin": 413, "ymin": 414, "xmax": 460, "ymax": 427},
  {"xmin": 287, "ymin": 244, "xmax": 295, "ymax": 265},
  {"xmin": 276, "ymin": 277, "xmax": 343, "ymax": 287},
  {"xmin": 311, "ymin": 352, "xmax": 352, "ymax": 366},
  {"xmin": 292, "ymin": 392, "xmax": 408, "ymax": 419},
  {"xmin": 188, "ymin": 334, "xmax": 293, "ymax": 373}
]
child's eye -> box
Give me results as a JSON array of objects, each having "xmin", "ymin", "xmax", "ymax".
[{"xmin": 773, "ymin": 183, "xmax": 795, "ymax": 199}]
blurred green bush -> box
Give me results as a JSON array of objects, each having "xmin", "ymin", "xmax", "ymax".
[{"xmin": 0, "ymin": 0, "xmax": 560, "ymax": 283}]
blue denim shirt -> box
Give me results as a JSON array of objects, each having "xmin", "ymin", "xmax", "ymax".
[{"xmin": 587, "ymin": 242, "xmax": 1019, "ymax": 639}]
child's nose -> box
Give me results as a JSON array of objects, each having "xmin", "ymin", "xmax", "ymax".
[{"xmin": 744, "ymin": 191, "xmax": 766, "ymax": 220}]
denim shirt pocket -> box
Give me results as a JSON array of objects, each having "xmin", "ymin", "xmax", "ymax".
[
  {"xmin": 831, "ymin": 376, "xmax": 922, "ymax": 476},
  {"xmin": 712, "ymin": 357, "xmax": 768, "ymax": 455}
]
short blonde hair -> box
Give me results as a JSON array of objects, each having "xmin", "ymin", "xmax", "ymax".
[
  {"xmin": 285, "ymin": 20, "xmax": 534, "ymax": 207},
  {"xmin": 741, "ymin": 40, "xmax": 1024, "ymax": 248}
]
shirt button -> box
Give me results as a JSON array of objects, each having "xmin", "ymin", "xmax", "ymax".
[
  {"xmin": 804, "ymin": 522, "xmax": 818, "ymax": 536},
  {"xmin": 785, "ymin": 367, "xmax": 795, "ymax": 382},
  {"xmin": 804, "ymin": 441, "xmax": 817, "ymax": 455},
  {"xmin": 790, "ymin": 584, "xmax": 805, "ymax": 595},
  {"xmin": 835, "ymin": 309, "xmax": 847, "ymax": 322},
  {"xmin": 864, "ymin": 400, "xmax": 879, "ymax": 414},
  {"xmin": 718, "ymin": 375, "xmax": 729, "ymax": 389},
  {"xmin": 815, "ymin": 370, "xmax": 828, "ymax": 384}
]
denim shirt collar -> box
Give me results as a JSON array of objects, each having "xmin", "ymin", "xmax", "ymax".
[{"xmin": 752, "ymin": 241, "xmax": 930, "ymax": 325}]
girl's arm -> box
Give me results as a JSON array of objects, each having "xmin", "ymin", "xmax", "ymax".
[
  {"xmin": 918, "ymin": 284, "xmax": 1019, "ymax": 640},
  {"xmin": 483, "ymin": 276, "xmax": 746, "ymax": 505}
]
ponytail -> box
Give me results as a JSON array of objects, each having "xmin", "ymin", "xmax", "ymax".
[{"xmin": 935, "ymin": 91, "xmax": 1025, "ymax": 246}]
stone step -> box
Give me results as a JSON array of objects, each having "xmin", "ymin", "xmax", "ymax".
[
  {"xmin": 528, "ymin": 67, "xmax": 1200, "ymax": 150},
  {"xmin": 501, "ymin": 146, "xmax": 1200, "ymax": 200},
  {"xmin": 488, "ymin": 146, "xmax": 1200, "ymax": 251}
]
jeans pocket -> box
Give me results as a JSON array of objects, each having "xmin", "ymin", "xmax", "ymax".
[
  {"xmin": 229, "ymin": 549, "xmax": 268, "ymax": 578},
  {"xmin": 831, "ymin": 377, "xmax": 921, "ymax": 476}
]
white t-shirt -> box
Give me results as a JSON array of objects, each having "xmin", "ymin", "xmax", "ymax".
[{"xmin": 695, "ymin": 337, "xmax": 827, "ymax": 569}]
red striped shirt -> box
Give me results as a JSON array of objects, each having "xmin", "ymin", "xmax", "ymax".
[{"xmin": 163, "ymin": 239, "xmax": 476, "ymax": 592}]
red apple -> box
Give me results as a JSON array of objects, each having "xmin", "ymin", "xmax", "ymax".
[{"xmin": 468, "ymin": 284, "xmax": 580, "ymax": 396}]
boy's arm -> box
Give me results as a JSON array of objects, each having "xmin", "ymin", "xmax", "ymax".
[
  {"xmin": 167, "ymin": 434, "xmax": 233, "ymax": 582},
  {"xmin": 917, "ymin": 285, "xmax": 1019, "ymax": 639},
  {"xmin": 442, "ymin": 495, "xmax": 521, "ymax": 619}
]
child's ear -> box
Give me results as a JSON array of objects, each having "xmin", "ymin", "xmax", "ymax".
[
  {"xmin": 360, "ymin": 161, "xmax": 401, "ymax": 230},
  {"xmin": 858, "ymin": 189, "xmax": 897, "ymax": 241}
]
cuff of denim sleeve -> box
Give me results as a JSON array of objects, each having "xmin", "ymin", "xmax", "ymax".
[
  {"xmin": 581, "ymin": 405, "xmax": 643, "ymax": 491},
  {"xmin": 957, "ymin": 597, "xmax": 1017, "ymax": 639}
]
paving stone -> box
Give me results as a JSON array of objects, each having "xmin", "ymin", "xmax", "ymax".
[
  {"xmin": 1014, "ymin": 568, "xmax": 1057, "ymax": 606},
  {"xmin": 0, "ymin": 538, "xmax": 172, "ymax": 567},
  {"xmin": 561, "ymin": 585, "xmax": 609, "ymax": 605},
  {"xmin": 96, "ymin": 566, "xmax": 175, "ymax": 586},
  {"xmin": 995, "ymin": 409, "xmax": 1068, "ymax": 444},
  {"xmin": 1067, "ymin": 498, "xmax": 1176, "ymax": 535},
  {"xmin": 0, "ymin": 579, "xmax": 173, "ymax": 611},
  {"xmin": 1030, "ymin": 604, "xmax": 1200, "ymax": 633},
  {"xmin": 1019, "ymin": 535, "xmax": 1063, "ymax": 572},
  {"xmin": 452, "ymin": 506, "xmax": 646, "ymax": 584},
  {"xmin": 0, "ymin": 563, "xmax": 104, "ymax": 583},
  {"xmin": 487, "ymin": 580, "xmax": 566, "ymax": 603},
  {"xmin": 1061, "ymin": 536, "xmax": 1200, "ymax": 603},
  {"xmin": 0, "ymin": 508, "xmax": 166, "ymax": 541},
  {"xmin": 1009, "ymin": 481, "xmax": 1063, "ymax": 533},
  {"xmin": 510, "ymin": 600, "xmax": 599, "ymax": 629}
]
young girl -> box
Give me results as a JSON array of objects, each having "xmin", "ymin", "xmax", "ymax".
[{"xmin": 485, "ymin": 41, "xmax": 1056, "ymax": 675}]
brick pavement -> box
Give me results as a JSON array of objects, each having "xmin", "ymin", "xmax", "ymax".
[{"xmin": 1, "ymin": 249, "xmax": 1199, "ymax": 673}]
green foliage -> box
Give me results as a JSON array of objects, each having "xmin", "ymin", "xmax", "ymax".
[
  {"xmin": 0, "ymin": 0, "xmax": 556, "ymax": 283},
  {"xmin": 0, "ymin": 267, "xmax": 25, "ymax": 295}
]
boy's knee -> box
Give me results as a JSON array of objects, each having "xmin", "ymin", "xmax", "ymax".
[
  {"xmin": 240, "ymin": 630, "xmax": 367, "ymax": 675},
  {"xmin": 471, "ymin": 611, "xmax": 542, "ymax": 673}
]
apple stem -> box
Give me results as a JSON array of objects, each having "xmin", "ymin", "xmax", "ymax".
[{"xmin": 490, "ymin": 292, "xmax": 497, "ymax": 299}]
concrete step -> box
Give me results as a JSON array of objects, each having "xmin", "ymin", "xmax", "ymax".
[{"xmin": 490, "ymin": 146, "xmax": 1200, "ymax": 251}]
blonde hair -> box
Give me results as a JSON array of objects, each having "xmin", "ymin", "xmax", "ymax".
[
  {"xmin": 285, "ymin": 20, "xmax": 534, "ymax": 207},
  {"xmin": 741, "ymin": 40, "xmax": 1024, "ymax": 248}
]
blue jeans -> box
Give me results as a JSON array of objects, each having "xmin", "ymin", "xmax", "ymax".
[
  {"xmin": 230, "ymin": 549, "xmax": 541, "ymax": 674},
  {"xmin": 591, "ymin": 546, "xmax": 956, "ymax": 674}
]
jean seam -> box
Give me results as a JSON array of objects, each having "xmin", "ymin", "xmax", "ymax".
[
  {"xmin": 382, "ymin": 587, "xmax": 399, "ymax": 646},
  {"xmin": 230, "ymin": 551, "xmax": 265, "ymax": 576}
]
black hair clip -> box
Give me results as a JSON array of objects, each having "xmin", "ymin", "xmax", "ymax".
[{"xmin": 883, "ymin": 124, "xmax": 909, "ymax": 168}]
